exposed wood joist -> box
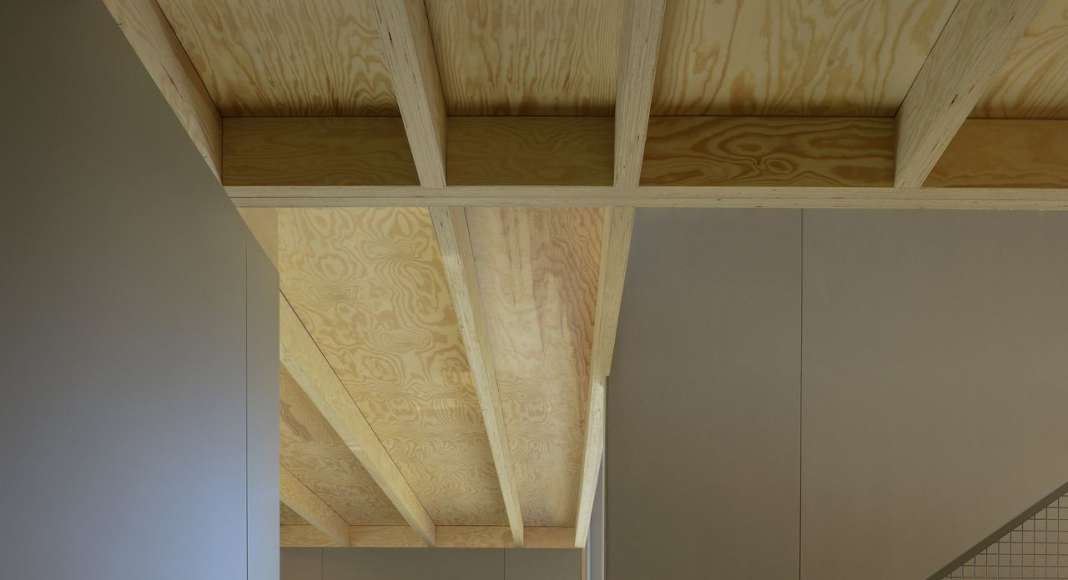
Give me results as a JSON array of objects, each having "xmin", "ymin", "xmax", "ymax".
[
  {"xmin": 429, "ymin": 207, "xmax": 525, "ymax": 546},
  {"xmin": 574, "ymin": 207, "xmax": 634, "ymax": 548},
  {"xmin": 574, "ymin": 0, "xmax": 661, "ymax": 549},
  {"xmin": 280, "ymin": 526, "xmax": 574, "ymax": 549},
  {"xmin": 641, "ymin": 117, "xmax": 895, "ymax": 187},
  {"xmin": 375, "ymin": 0, "xmax": 446, "ymax": 188},
  {"xmin": 223, "ymin": 118, "xmax": 418, "ymax": 186},
  {"xmin": 927, "ymin": 119, "xmax": 1068, "ymax": 189},
  {"xmin": 225, "ymin": 116, "xmax": 1068, "ymax": 210},
  {"xmin": 279, "ymin": 294, "xmax": 437, "ymax": 546},
  {"xmin": 894, "ymin": 0, "xmax": 1045, "ymax": 188},
  {"xmin": 101, "ymin": 0, "xmax": 221, "ymax": 178},
  {"xmin": 280, "ymin": 466, "xmax": 349, "ymax": 547},
  {"xmin": 614, "ymin": 0, "xmax": 666, "ymax": 188},
  {"xmin": 448, "ymin": 117, "xmax": 613, "ymax": 186},
  {"xmin": 228, "ymin": 185, "xmax": 1068, "ymax": 211}
]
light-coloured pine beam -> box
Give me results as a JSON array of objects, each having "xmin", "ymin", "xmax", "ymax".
[
  {"xmin": 375, "ymin": 0, "xmax": 446, "ymax": 188},
  {"xmin": 280, "ymin": 467, "xmax": 349, "ymax": 547},
  {"xmin": 429, "ymin": 207, "xmax": 525, "ymax": 546},
  {"xmin": 574, "ymin": 0, "xmax": 662, "ymax": 549},
  {"xmin": 575, "ymin": 207, "xmax": 635, "ymax": 548},
  {"xmin": 894, "ymin": 0, "xmax": 1044, "ymax": 188},
  {"xmin": 279, "ymin": 295, "xmax": 437, "ymax": 545},
  {"xmin": 614, "ymin": 0, "xmax": 667, "ymax": 188},
  {"xmin": 101, "ymin": 0, "xmax": 221, "ymax": 178},
  {"xmin": 281, "ymin": 526, "xmax": 574, "ymax": 549}
]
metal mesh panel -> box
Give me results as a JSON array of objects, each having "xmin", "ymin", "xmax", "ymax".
[{"xmin": 945, "ymin": 492, "xmax": 1068, "ymax": 579}]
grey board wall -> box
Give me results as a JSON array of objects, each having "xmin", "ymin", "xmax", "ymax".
[
  {"xmin": 606, "ymin": 209, "xmax": 1068, "ymax": 580},
  {"xmin": 801, "ymin": 211, "xmax": 1068, "ymax": 580},
  {"xmin": 281, "ymin": 548, "xmax": 581, "ymax": 580},
  {"xmin": 606, "ymin": 210, "xmax": 803, "ymax": 580},
  {"xmin": 0, "ymin": 1, "xmax": 278, "ymax": 579}
]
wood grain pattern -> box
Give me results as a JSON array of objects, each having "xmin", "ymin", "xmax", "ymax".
[
  {"xmin": 448, "ymin": 118, "xmax": 614, "ymax": 186},
  {"xmin": 973, "ymin": 1, "xmax": 1068, "ymax": 119},
  {"xmin": 927, "ymin": 119, "xmax": 1068, "ymax": 188},
  {"xmin": 575, "ymin": 207, "xmax": 633, "ymax": 547},
  {"xmin": 466, "ymin": 208, "xmax": 602, "ymax": 527},
  {"xmin": 895, "ymin": 0, "xmax": 1046, "ymax": 187},
  {"xmin": 375, "ymin": 0, "xmax": 447, "ymax": 187},
  {"xmin": 652, "ymin": 0, "xmax": 957, "ymax": 116},
  {"xmin": 430, "ymin": 208, "xmax": 525, "ymax": 545},
  {"xmin": 223, "ymin": 118, "xmax": 418, "ymax": 186},
  {"xmin": 156, "ymin": 0, "xmax": 396, "ymax": 116},
  {"xmin": 229, "ymin": 184, "xmax": 1068, "ymax": 210},
  {"xmin": 641, "ymin": 116, "xmax": 894, "ymax": 187},
  {"xmin": 280, "ymin": 366, "xmax": 405, "ymax": 525},
  {"xmin": 279, "ymin": 293, "xmax": 437, "ymax": 544},
  {"xmin": 278, "ymin": 208, "xmax": 507, "ymax": 526},
  {"xmin": 614, "ymin": 0, "xmax": 667, "ymax": 188},
  {"xmin": 280, "ymin": 503, "xmax": 308, "ymax": 525},
  {"xmin": 102, "ymin": 0, "xmax": 222, "ymax": 177},
  {"xmin": 425, "ymin": 0, "xmax": 621, "ymax": 115},
  {"xmin": 342, "ymin": 526, "xmax": 576, "ymax": 548},
  {"xmin": 280, "ymin": 466, "xmax": 350, "ymax": 546},
  {"xmin": 280, "ymin": 525, "xmax": 333, "ymax": 548}
]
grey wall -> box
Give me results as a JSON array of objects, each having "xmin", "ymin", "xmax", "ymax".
[
  {"xmin": 281, "ymin": 549, "xmax": 581, "ymax": 580},
  {"xmin": 0, "ymin": 1, "xmax": 278, "ymax": 579},
  {"xmin": 607, "ymin": 210, "xmax": 803, "ymax": 580},
  {"xmin": 801, "ymin": 211, "xmax": 1068, "ymax": 580},
  {"xmin": 607, "ymin": 208, "xmax": 1068, "ymax": 580}
]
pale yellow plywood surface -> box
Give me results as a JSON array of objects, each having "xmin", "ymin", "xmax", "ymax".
[
  {"xmin": 425, "ymin": 0, "xmax": 621, "ymax": 115},
  {"xmin": 280, "ymin": 367, "xmax": 405, "ymax": 525},
  {"xmin": 277, "ymin": 208, "xmax": 507, "ymax": 525},
  {"xmin": 466, "ymin": 208, "xmax": 601, "ymax": 526},
  {"xmin": 156, "ymin": 0, "xmax": 396, "ymax": 116},
  {"xmin": 973, "ymin": 1, "xmax": 1068, "ymax": 118},
  {"xmin": 280, "ymin": 502, "xmax": 308, "ymax": 526},
  {"xmin": 652, "ymin": 0, "xmax": 957, "ymax": 116}
]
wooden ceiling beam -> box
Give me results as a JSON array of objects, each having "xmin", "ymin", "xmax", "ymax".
[
  {"xmin": 280, "ymin": 467, "xmax": 349, "ymax": 547},
  {"xmin": 614, "ymin": 0, "xmax": 667, "ymax": 188},
  {"xmin": 279, "ymin": 294, "xmax": 437, "ymax": 545},
  {"xmin": 375, "ymin": 0, "xmax": 447, "ymax": 188},
  {"xmin": 894, "ymin": 0, "xmax": 1045, "ymax": 188},
  {"xmin": 102, "ymin": 0, "xmax": 221, "ymax": 178},
  {"xmin": 429, "ymin": 207, "xmax": 525, "ymax": 546},
  {"xmin": 575, "ymin": 0, "xmax": 663, "ymax": 549},
  {"xmin": 281, "ymin": 526, "xmax": 574, "ymax": 549}
]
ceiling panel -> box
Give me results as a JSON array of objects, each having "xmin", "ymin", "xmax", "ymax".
[
  {"xmin": 652, "ymin": 0, "xmax": 957, "ymax": 116},
  {"xmin": 425, "ymin": 0, "xmax": 622, "ymax": 116},
  {"xmin": 466, "ymin": 208, "xmax": 601, "ymax": 526},
  {"xmin": 157, "ymin": 0, "xmax": 397, "ymax": 116},
  {"xmin": 972, "ymin": 0, "xmax": 1068, "ymax": 119},
  {"xmin": 280, "ymin": 367, "xmax": 405, "ymax": 525},
  {"xmin": 277, "ymin": 207, "xmax": 507, "ymax": 525}
]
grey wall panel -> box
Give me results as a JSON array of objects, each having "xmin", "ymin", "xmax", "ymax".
[
  {"xmin": 282, "ymin": 549, "xmax": 323, "ymax": 580},
  {"xmin": 802, "ymin": 211, "xmax": 1068, "ymax": 580},
  {"xmin": 606, "ymin": 209, "xmax": 802, "ymax": 580},
  {"xmin": 248, "ymin": 242, "xmax": 280, "ymax": 580},
  {"xmin": 506, "ymin": 549, "xmax": 581, "ymax": 580},
  {"xmin": 0, "ymin": 1, "xmax": 276, "ymax": 578},
  {"xmin": 324, "ymin": 549, "xmax": 502, "ymax": 580}
]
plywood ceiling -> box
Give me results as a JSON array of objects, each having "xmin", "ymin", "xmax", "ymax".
[
  {"xmin": 280, "ymin": 366, "xmax": 405, "ymax": 525},
  {"xmin": 972, "ymin": 0, "xmax": 1068, "ymax": 118},
  {"xmin": 652, "ymin": 0, "xmax": 958, "ymax": 116},
  {"xmin": 467, "ymin": 208, "xmax": 601, "ymax": 526},
  {"xmin": 425, "ymin": 0, "xmax": 622, "ymax": 116},
  {"xmin": 156, "ymin": 0, "xmax": 397, "ymax": 116},
  {"xmin": 278, "ymin": 207, "xmax": 508, "ymax": 525}
]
